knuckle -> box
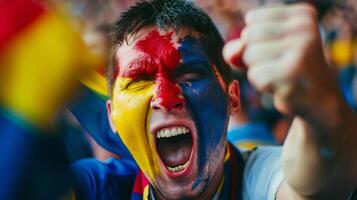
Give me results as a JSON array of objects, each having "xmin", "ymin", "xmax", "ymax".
[
  {"xmin": 245, "ymin": 11, "xmax": 255, "ymax": 24},
  {"xmin": 298, "ymin": 30, "xmax": 318, "ymax": 49},
  {"xmin": 296, "ymin": 3, "xmax": 317, "ymax": 18},
  {"xmin": 294, "ymin": 15, "xmax": 316, "ymax": 30}
]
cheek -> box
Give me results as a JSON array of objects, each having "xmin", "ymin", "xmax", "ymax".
[
  {"xmin": 180, "ymin": 77, "xmax": 229, "ymax": 168},
  {"xmin": 111, "ymin": 77, "xmax": 160, "ymax": 182}
]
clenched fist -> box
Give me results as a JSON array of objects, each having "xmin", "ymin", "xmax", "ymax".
[{"xmin": 223, "ymin": 3, "xmax": 343, "ymax": 130}]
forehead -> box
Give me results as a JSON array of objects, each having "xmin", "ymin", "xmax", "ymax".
[{"xmin": 115, "ymin": 27, "xmax": 207, "ymax": 78}]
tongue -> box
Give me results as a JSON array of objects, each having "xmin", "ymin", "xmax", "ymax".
[{"xmin": 157, "ymin": 134, "xmax": 192, "ymax": 167}]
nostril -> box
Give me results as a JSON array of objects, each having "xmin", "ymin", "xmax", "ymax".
[
  {"xmin": 173, "ymin": 102, "xmax": 183, "ymax": 109},
  {"xmin": 151, "ymin": 99, "xmax": 161, "ymax": 111},
  {"xmin": 152, "ymin": 105, "xmax": 161, "ymax": 111}
]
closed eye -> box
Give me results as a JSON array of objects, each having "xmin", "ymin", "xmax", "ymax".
[
  {"xmin": 176, "ymin": 72, "xmax": 206, "ymax": 82},
  {"xmin": 175, "ymin": 63, "xmax": 210, "ymax": 82},
  {"xmin": 125, "ymin": 75, "xmax": 153, "ymax": 91}
]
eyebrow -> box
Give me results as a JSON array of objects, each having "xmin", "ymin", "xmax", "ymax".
[
  {"xmin": 175, "ymin": 61, "xmax": 212, "ymax": 75},
  {"xmin": 118, "ymin": 56, "xmax": 157, "ymax": 79},
  {"xmin": 178, "ymin": 46, "xmax": 212, "ymax": 73},
  {"xmin": 180, "ymin": 54, "xmax": 211, "ymax": 66},
  {"xmin": 178, "ymin": 36, "xmax": 211, "ymax": 66}
]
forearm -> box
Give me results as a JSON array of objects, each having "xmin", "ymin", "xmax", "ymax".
[
  {"xmin": 221, "ymin": 3, "xmax": 357, "ymax": 199},
  {"xmin": 282, "ymin": 100, "xmax": 357, "ymax": 198}
]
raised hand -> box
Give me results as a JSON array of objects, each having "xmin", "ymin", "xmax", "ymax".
[{"xmin": 223, "ymin": 3, "xmax": 344, "ymax": 130}]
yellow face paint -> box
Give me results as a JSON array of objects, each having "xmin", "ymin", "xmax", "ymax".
[{"xmin": 111, "ymin": 77, "xmax": 160, "ymax": 183}]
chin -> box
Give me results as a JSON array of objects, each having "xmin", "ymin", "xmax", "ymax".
[
  {"xmin": 153, "ymin": 177, "xmax": 209, "ymax": 200},
  {"xmin": 153, "ymin": 151, "xmax": 225, "ymax": 200}
]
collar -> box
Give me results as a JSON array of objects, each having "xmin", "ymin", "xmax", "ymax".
[{"xmin": 131, "ymin": 142, "xmax": 244, "ymax": 200}]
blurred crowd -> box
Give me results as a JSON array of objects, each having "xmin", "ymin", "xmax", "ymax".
[
  {"xmin": 1, "ymin": 0, "xmax": 356, "ymax": 198},
  {"xmin": 41, "ymin": 0, "xmax": 357, "ymax": 159}
]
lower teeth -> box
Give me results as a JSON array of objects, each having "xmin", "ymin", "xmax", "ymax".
[{"xmin": 167, "ymin": 161, "xmax": 189, "ymax": 172}]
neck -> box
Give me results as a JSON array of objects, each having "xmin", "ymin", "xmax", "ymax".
[
  {"xmin": 197, "ymin": 162, "xmax": 225, "ymax": 200},
  {"xmin": 152, "ymin": 152, "xmax": 226, "ymax": 200}
]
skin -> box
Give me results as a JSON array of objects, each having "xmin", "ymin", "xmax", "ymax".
[
  {"xmin": 108, "ymin": 27, "xmax": 241, "ymax": 199},
  {"xmin": 223, "ymin": 3, "xmax": 357, "ymax": 199}
]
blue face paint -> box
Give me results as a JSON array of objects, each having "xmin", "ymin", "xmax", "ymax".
[{"xmin": 178, "ymin": 37, "xmax": 229, "ymax": 189}]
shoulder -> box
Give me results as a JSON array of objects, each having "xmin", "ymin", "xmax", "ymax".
[
  {"xmin": 242, "ymin": 146, "xmax": 284, "ymax": 200},
  {"xmin": 72, "ymin": 158, "xmax": 139, "ymax": 200}
]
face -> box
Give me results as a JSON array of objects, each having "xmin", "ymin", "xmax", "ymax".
[{"xmin": 109, "ymin": 27, "xmax": 232, "ymax": 199}]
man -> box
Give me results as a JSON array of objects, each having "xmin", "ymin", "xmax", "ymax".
[{"xmin": 71, "ymin": 0, "xmax": 357, "ymax": 199}]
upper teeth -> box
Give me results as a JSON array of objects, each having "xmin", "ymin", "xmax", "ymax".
[{"xmin": 157, "ymin": 126, "xmax": 189, "ymax": 138}]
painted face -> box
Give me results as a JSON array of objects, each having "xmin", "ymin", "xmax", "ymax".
[{"xmin": 110, "ymin": 27, "xmax": 229, "ymax": 199}]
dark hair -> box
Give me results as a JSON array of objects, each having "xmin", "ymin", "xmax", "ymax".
[{"xmin": 107, "ymin": 0, "xmax": 232, "ymax": 95}]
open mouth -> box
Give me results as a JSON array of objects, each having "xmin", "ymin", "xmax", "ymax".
[{"xmin": 155, "ymin": 126, "xmax": 193, "ymax": 174}]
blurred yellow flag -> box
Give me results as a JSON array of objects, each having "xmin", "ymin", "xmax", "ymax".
[{"xmin": 0, "ymin": 0, "xmax": 102, "ymax": 126}]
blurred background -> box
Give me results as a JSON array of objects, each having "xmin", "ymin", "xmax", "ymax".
[
  {"xmin": 0, "ymin": 0, "xmax": 356, "ymax": 198},
  {"xmin": 2, "ymin": 0, "xmax": 356, "ymax": 162},
  {"xmin": 54, "ymin": 0, "xmax": 357, "ymax": 148}
]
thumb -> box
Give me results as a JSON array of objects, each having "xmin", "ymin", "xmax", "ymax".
[{"xmin": 222, "ymin": 38, "xmax": 247, "ymax": 70}]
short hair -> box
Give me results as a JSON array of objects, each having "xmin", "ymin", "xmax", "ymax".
[{"xmin": 107, "ymin": 0, "xmax": 232, "ymax": 96}]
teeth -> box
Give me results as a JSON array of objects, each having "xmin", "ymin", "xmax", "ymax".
[
  {"xmin": 182, "ymin": 127, "xmax": 187, "ymax": 134},
  {"xmin": 165, "ymin": 129, "xmax": 171, "ymax": 137},
  {"xmin": 167, "ymin": 161, "xmax": 189, "ymax": 172},
  {"xmin": 157, "ymin": 126, "xmax": 189, "ymax": 138}
]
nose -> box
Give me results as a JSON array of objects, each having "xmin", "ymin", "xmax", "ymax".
[{"xmin": 150, "ymin": 75, "xmax": 185, "ymax": 112}]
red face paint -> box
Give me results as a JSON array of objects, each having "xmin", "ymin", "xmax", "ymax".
[
  {"xmin": 117, "ymin": 30, "xmax": 184, "ymax": 111},
  {"xmin": 135, "ymin": 30, "xmax": 180, "ymax": 71},
  {"xmin": 230, "ymin": 52, "xmax": 247, "ymax": 71}
]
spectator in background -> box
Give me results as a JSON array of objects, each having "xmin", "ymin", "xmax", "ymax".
[
  {"xmin": 81, "ymin": 24, "xmax": 120, "ymax": 161},
  {"xmin": 321, "ymin": 0, "xmax": 357, "ymax": 111}
]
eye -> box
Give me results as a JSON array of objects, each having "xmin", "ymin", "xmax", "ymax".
[
  {"xmin": 126, "ymin": 79, "xmax": 153, "ymax": 91},
  {"xmin": 175, "ymin": 68, "xmax": 209, "ymax": 83},
  {"xmin": 177, "ymin": 72, "xmax": 203, "ymax": 82},
  {"xmin": 175, "ymin": 63, "xmax": 211, "ymax": 83}
]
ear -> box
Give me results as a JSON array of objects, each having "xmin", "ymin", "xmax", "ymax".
[
  {"xmin": 106, "ymin": 100, "xmax": 117, "ymax": 133},
  {"xmin": 228, "ymin": 80, "xmax": 241, "ymax": 116}
]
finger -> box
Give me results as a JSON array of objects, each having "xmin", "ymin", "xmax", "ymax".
[
  {"xmin": 247, "ymin": 59, "xmax": 280, "ymax": 92},
  {"xmin": 243, "ymin": 37, "xmax": 291, "ymax": 66},
  {"xmin": 222, "ymin": 38, "xmax": 247, "ymax": 70},
  {"xmin": 245, "ymin": 3, "xmax": 317, "ymax": 25},
  {"xmin": 247, "ymin": 51, "xmax": 298, "ymax": 92},
  {"xmin": 245, "ymin": 5, "xmax": 288, "ymax": 25},
  {"xmin": 243, "ymin": 11, "xmax": 318, "ymax": 49},
  {"xmin": 242, "ymin": 21, "xmax": 288, "ymax": 43}
]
